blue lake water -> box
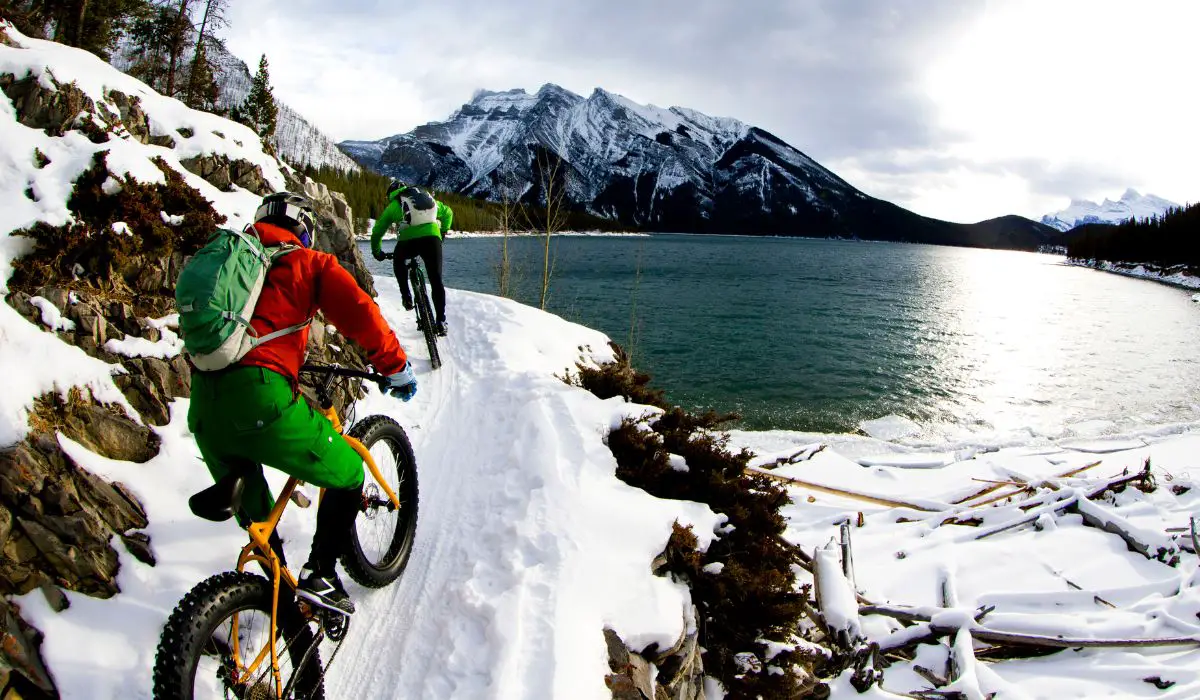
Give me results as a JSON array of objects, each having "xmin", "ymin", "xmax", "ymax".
[{"xmin": 361, "ymin": 234, "xmax": 1200, "ymax": 442}]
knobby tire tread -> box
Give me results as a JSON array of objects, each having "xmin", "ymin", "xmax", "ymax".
[
  {"xmin": 152, "ymin": 570, "xmax": 325, "ymax": 700},
  {"xmin": 410, "ymin": 264, "xmax": 441, "ymax": 369},
  {"xmin": 341, "ymin": 415, "xmax": 420, "ymax": 588}
]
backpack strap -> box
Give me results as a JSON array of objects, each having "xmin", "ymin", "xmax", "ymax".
[
  {"xmin": 267, "ymin": 243, "xmax": 300, "ymax": 261},
  {"xmin": 249, "ymin": 317, "xmax": 313, "ymax": 347},
  {"xmin": 231, "ymin": 227, "xmax": 272, "ymax": 266}
]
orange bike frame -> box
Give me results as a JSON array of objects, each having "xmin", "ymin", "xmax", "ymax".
[{"xmin": 230, "ymin": 404, "xmax": 400, "ymax": 697}]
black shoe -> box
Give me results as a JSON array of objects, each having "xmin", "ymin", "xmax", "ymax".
[
  {"xmin": 296, "ymin": 567, "xmax": 354, "ymax": 615},
  {"xmin": 433, "ymin": 320, "xmax": 447, "ymax": 337},
  {"xmin": 401, "ymin": 296, "xmax": 414, "ymax": 311}
]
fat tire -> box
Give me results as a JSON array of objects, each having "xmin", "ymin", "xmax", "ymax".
[
  {"xmin": 152, "ymin": 571, "xmax": 325, "ymax": 700},
  {"xmin": 342, "ymin": 415, "xmax": 420, "ymax": 588},
  {"xmin": 410, "ymin": 265, "xmax": 442, "ymax": 370}
]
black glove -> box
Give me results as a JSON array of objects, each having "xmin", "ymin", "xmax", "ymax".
[{"xmin": 372, "ymin": 248, "xmax": 386, "ymax": 262}]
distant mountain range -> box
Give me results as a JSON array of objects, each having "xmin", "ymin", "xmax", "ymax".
[
  {"xmin": 1040, "ymin": 189, "xmax": 1179, "ymax": 232},
  {"xmin": 340, "ymin": 85, "xmax": 1059, "ymax": 250}
]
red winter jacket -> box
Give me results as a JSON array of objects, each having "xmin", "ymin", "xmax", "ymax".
[{"xmin": 238, "ymin": 222, "xmax": 408, "ymax": 382}]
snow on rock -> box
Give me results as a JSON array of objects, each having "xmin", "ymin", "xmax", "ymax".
[
  {"xmin": 0, "ymin": 22, "xmax": 290, "ymax": 445},
  {"xmin": 1068, "ymin": 258, "xmax": 1200, "ymax": 291},
  {"xmin": 28, "ymin": 295, "xmax": 74, "ymax": 331},
  {"xmin": 102, "ymin": 325, "xmax": 182, "ymax": 359}
]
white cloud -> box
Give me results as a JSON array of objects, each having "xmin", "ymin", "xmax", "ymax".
[
  {"xmin": 222, "ymin": 0, "xmax": 1197, "ymax": 222},
  {"xmin": 907, "ymin": 0, "xmax": 1200, "ymax": 219}
]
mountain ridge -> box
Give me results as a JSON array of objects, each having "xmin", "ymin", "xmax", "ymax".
[
  {"xmin": 341, "ymin": 84, "xmax": 1058, "ymax": 250},
  {"xmin": 1040, "ymin": 188, "xmax": 1179, "ymax": 232}
]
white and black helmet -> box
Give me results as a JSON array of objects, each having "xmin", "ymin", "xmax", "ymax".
[{"xmin": 255, "ymin": 192, "xmax": 317, "ymax": 247}]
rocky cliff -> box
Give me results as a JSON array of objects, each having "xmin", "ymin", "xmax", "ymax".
[{"xmin": 0, "ymin": 22, "xmax": 374, "ymax": 696}]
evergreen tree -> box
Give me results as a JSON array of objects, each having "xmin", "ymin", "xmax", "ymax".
[
  {"xmin": 163, "ymin": 0, "xmax": 195, "ymax": 97},
  {"xmin": 183, "ymin": 0, "xmax": 226, "ymax": 108},
  {"xmin": 1066, "ymin": 201, "xmax": 1199, "ymax": 270},
  {"xmin": 239, "ymin": 54, "xmax": 278, "ymax": 151},
  {"xmin": 182, "ymin": 38, "xmax": 219, "ymax": 109},
  {"xmin": 1, "ymin": 0, "xmax": 151, "ymax": 59}
]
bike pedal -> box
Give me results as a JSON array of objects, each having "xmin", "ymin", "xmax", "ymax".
[{"xmin": 290, "ymin": 490, "xmax": 312, "ymax": 508}]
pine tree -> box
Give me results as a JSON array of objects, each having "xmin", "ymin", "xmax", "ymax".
[
  {"xmin": 3, "ymin": 0, "xmax": 151, "ymax": 59},
  {"xmin": 183, "ymin": 0, "xmax": 227, "ymax": 108},
  {"xmin": 240, "ymin": 54, "xmax": 278, "ymax": 152},
  {"xmin": 183, "ymin": 38, "xmax": 219, "ymax": 109}
]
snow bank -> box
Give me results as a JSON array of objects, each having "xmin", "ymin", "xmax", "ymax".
[
  {"xmin": 0, "ymin": 23, "xmax": 290, "ymax": 446},
  {"xmin": 15, "ymin": 285, "xmax": 732, "ymax": 699}
]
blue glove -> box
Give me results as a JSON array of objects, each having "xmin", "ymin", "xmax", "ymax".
[{"xmin": 385, "ymin": 363, "xmax": 417, "ymax": 401}]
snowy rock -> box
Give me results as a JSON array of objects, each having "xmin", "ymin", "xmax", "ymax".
[
  {"xmin": 604, "ymin": 607, "xmax": 706, "ymax": 700},
  {"xmin": 0, "ymin": 431, "xmax": 150, "ymax": 598},
  {"xmin": 0, "ymin": 71, "xmax": 97, "ymax": 137}
]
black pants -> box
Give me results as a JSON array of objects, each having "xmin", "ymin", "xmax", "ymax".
[
  {"xmin": 392, "ymin": 235, "xmax": 446, "ymax": 323},
  {"xmin": 307, "ymin": 486, "xmax": 361, "ymax": 575}
]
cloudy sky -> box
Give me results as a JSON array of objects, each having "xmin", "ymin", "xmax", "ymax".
[{"xmin": 226, "ymin": 0, "xmax": 1197, "ymax": 224}]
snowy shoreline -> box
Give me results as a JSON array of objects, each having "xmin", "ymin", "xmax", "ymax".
[{"xmin": 1066, "ymin": 258, "xmax": 1200, "ymax": 291}]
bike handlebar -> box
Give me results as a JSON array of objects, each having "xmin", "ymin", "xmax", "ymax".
[{"xmin": 299, "ymin": 363, "xmax": 389, "ymax": 392}]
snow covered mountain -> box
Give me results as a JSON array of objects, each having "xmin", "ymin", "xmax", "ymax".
[
  {"xmin": 207, "ymin": 43, "xmax": 360, "ymax": 172},
  {"xmin": 342, "ymin": 85, "xmax": 1057, "ymax": 248},
  {"xmin": 110, "ymin": 40, "xmax": 360, "ymax": 172},
  {"xmin": 1040, "ymin": 189, "xmax": 1179, "ymax": 232}
]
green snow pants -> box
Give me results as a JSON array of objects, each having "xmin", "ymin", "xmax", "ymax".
[{"xmin": 188, "ymin": 365, "xmax": 365, "ymax": 525}]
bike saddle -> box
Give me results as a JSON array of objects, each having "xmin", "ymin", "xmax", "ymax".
[{"xmin": 188, "ymin": 474, "xmax": 246, "ymax": 522}]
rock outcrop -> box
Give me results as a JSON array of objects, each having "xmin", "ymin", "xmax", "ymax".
[
  {"xmin": 287, "ymin": 173, "xmax": 377, "ymax": 296},
  {"xmin": 180, "ymin": 153, "xmax": 272, "ymax": 195},
  {"xmin": 1, "ymin": 599, "xmax": 56, "ymax": 699},
  {"xmin": 605, "ymin": 608, "xmax": 706, "ymax": 699},
  {"xmin": 0, "ymin": 43, "xmax": 379, "ymax": 694}
]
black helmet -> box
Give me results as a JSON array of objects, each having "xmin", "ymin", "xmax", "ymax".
[
  {"xmin": 387, "ymin": 179, "xmax": 407, "ymax": 197},
  {"xmin": 254, "ymin": 192, "xmax": 316, "ymax": 247}
]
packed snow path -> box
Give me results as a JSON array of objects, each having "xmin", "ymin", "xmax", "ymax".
[
  {"xmin": 21, "ymin": 285, "xmax": 719, "ymax": 700},
  {"xmin": 329, "ymin": 285, "xmax": 614, "ymax": 697}
]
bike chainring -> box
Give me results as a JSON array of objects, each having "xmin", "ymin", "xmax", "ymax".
[{"xmin": 321, "ymin": 609, "xmax": 351, "ymax": 642}]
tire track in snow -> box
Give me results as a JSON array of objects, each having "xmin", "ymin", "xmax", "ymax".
[{"xmin": 328, "ymin": 290, "xmax": 566, "ymax": 698}]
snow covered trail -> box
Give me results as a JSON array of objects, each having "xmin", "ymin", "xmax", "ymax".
[
  {"xmin": 328, "ymin": 284, "xmax": 719, "ymax": 698},
  {"xmin": 17, "ymin": 283, "xmax": 721, "ymax": 700}
]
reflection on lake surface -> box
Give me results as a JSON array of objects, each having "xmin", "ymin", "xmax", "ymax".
[{"xmin": 363, "ymin": 235, "xmax": 1200, "ymax": 442}]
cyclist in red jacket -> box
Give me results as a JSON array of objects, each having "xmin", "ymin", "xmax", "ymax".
[{"xmin": 188, "ymin": 192, "xmax": 417, "ymax": 616}]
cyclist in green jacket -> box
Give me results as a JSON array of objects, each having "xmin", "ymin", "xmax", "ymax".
[{"xmin": 371, "ymin": 180, "xmax": 454, "ymax": 336}]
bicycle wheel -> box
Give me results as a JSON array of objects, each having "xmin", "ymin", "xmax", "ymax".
[
  {"xmin": 342, "ymin": 415, "xmax": 419, "ymax": 588},
  {"xmin": 153, "ymin": 571, "xmax": 325, "ymax": 700},
  {"xmin": 409, "ymin": 264, "xmax": 442, "ymax": 370}
]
